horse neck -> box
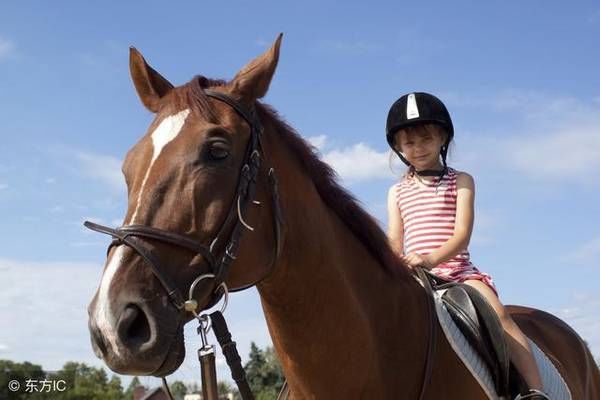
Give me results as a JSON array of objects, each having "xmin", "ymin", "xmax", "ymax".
[{"xmin": 256, "ymin": 120, "xmax": 430, "ymax": 396}]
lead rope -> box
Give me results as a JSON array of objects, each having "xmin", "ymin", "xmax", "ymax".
[{"xmin": 210, "ymin": 311, "xmax": 254, "ymax": 400}]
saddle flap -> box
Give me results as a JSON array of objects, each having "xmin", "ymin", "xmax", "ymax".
[{"xmin": 440, "ymin": 284, "xmax": 510, "ymax": 397}]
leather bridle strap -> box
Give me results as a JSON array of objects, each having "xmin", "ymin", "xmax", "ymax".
[{"xmin": 84, "ymin": 221, "xmax": 220, "ymax": 309}]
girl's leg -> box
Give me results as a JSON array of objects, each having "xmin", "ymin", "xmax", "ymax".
[{"xmin": 462, "ymin": 279, "xmax": 544, "ymax": 390}]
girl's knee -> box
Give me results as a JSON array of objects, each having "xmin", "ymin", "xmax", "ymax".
[
  {"xmin": 497, "ymin": 308, "xmax": 514, "ymax": 327},
  {"xmin": 463, "ymin": 279, "xmax": 510, "ymax": 322}
]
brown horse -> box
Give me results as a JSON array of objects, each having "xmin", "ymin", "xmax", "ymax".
[{"xmin": 86, "ymin": 36, "xmax": 600, "ymax": 399}]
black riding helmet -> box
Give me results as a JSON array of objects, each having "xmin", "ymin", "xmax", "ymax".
[{"xmin": 386, "ymin": 92, "xmax": 454, "ymax": 167}]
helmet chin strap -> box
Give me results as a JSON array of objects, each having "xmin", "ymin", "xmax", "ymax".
[{"xmin": 415, "ymin": 168, "xmax": 447, "ymax": 177}]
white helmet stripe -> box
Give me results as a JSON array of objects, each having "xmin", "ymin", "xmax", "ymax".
[{"xmin": 406, "ymin": 93, "xmax": 420, "ymax": 119}]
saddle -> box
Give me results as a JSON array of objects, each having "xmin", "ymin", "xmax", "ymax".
[{"xmin": 424, "ymin": 271, "xmax": 511, "ymax": 398}]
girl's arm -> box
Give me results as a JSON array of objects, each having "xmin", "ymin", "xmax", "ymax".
[
  {"xmin": 423, "ymin": 172, "xmax": 475, "ymax": 268},
  {"xmin": 387, "ymin": 185, "xmax": 404, "ymax": 258}
]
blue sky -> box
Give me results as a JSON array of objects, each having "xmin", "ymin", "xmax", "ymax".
[{"xmin": 1, "ymin": 0, "xmax": 599, "ymax": 389}]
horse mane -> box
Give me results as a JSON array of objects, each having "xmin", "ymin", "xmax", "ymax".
[
  {"xmin": 171, "ymin": 77, "xmax": 412, "ymax": 281},
  {"xmin": 256, "ymin": 104, "xmax": 412, "ymax": 280}
]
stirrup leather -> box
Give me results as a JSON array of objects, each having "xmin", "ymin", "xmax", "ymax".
[{"xmin": 514, "ymin": 388, "xmax": 551, "ymax": 399}]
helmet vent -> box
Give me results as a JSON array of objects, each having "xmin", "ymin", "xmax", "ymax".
[{"xmin": 406, "ymin": 93, "xmax": 420, "ymax": 119}]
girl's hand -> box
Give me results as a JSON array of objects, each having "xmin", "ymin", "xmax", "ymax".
[{"xmin": 401, "ymin": 252, "xmax": 434, "ymax": 270}]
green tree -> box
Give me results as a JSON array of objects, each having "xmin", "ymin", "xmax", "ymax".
[
  {"xmin": 0, "ymin": 359, "xmax": 46, "ymax": 400},
  {"xmin": 244, "ymin": 343, "xmax": 284, "ymax": 400},
  {"xmin": 218, "ymin": 380, "xmax": 242, "ymax": 399},
  {"xmin": 169, "ymin": 380, "xmax": 187, "ymax": 400},
  {"xmin": 48, "ymin": 361, "xmax": 125, "ymax": 400}
]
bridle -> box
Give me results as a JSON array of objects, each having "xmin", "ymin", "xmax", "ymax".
[
  {"xmin": 84, "ymin": 88, "xmax": 284, "ymax": 313},
  {"xmin": 84, "ymin": 87, "xmax": 436, "ymax": 400},
  {"xmin": 84, "ymin": 88, "xmax": 284, "ymax": 400}
]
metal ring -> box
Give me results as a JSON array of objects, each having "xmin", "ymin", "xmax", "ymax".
[
  {"xmin": 188, "ymin": 273, "xmax": 216, "ymax": 302},
  {"xmin": 197, "ymin": 313, "xmax": 212, "ymax": 333},
  {"xmin": 186, "ymin": 273, "xmax": 229, "ymax": 317},
  {"xmin": 214, "ymin": 282, "xmax": 229, "ymax": 314}
]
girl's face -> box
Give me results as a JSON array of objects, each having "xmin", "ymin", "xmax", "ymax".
[{"xmin": 394, "ymin": 124, "xmax": 446, "ymax": 170}]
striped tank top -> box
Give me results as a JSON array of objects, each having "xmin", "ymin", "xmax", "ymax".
[{"xmin": 393, "ymin": 167, "xmax": 497, "ymax": 294}]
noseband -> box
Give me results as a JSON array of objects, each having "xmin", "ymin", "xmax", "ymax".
[{"xmin": 84, "ymin": 88, "xmax": 284, "ymax": 311}]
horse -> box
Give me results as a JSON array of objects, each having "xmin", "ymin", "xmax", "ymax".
[{"xmin": 86, "ymin": 35, "xmax": 600, "ymax": 399}]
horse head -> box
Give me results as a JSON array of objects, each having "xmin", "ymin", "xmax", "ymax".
[{"xmin": 87, "ymin": 35, "xmax": 283, "ymax": 377}]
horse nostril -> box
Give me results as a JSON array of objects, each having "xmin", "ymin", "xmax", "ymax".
[{"xmin": 117, "ymin": 304, "xmax": 151, "ymax": 348}]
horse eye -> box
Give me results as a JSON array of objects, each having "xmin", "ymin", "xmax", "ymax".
[{"xmin": 208, "ymin": 143, "xmax": 230, "ymax": 161}]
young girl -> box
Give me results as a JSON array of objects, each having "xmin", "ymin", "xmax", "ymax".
[{"xmin": 385, "ymin": 92, "xmax": 550, "ymax": 400}]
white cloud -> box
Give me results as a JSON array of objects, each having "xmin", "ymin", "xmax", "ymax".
[
  {"xmin": 562, "ymin": 236, "xmax": 600, "ymax": 264},
  {"xmin": 307, "ymin": 134, "xmax": 327, "ymax": 151},
  {"xmin": 554, "ymin": 292, "xmax": 600, "ymax": 361},
  {"xmin": 74, "ymin": 151, "xmax": 124, "ymax": 193},
  {"xmin": 0, "ymin": 36, "xmax": 15, "ymax": 60},
  {"xmin": 322, "ymin": 142, "xmax": 393, "ymax": 182},
  {"xmin": 505, "ymin": 127, "xmax": 600, "ymax": 181},
  {"xmin": 444, "ymin": 89, "xmax": 595, "ymax": 123},
  {"xmin": 0, "ymin": 258, "xmax": 101, "ymax": 371}
]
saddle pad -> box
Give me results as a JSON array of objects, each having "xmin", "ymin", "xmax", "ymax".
[
  {"xmin": 431, "ymin": 288, "xmax": 572, "ymax": 400},
  {"xmin": 527, "ymin": 337, "xmax": 572, "ymax": 399}
]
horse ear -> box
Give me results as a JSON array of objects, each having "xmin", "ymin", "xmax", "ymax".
[
  {"xmin": 129, "ymin": 47, "xmax": 174, "ymax": 113},
  {"xmin": 231, "ymin": 33, "xmax": 283, "ymax": 100}
]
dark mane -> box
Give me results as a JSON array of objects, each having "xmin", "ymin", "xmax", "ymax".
[{"xmin": 256, "ymin": 103, "xmax": 412, "ymax": 281}]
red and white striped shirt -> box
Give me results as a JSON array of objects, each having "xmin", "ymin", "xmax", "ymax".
[{"xmin": 393, "ymin": 167, "xmax": 498, "ymax": 294}]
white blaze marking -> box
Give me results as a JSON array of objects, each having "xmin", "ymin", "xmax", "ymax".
[
  {"xmin": 95, "ymin": 245, "xmax": 127, "ymax": 356},
  {"xmin": 129, "ymin": 108, "xmax": 191, "ymax": 224},
  {"xmin": 95, "ymin": 109, "xmax": 190, "ymax": 354}
]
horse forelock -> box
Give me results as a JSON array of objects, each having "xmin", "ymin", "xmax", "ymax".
[{"xmin": 161, "ymin": 76, "xmax": 227, "ymax": 119}]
